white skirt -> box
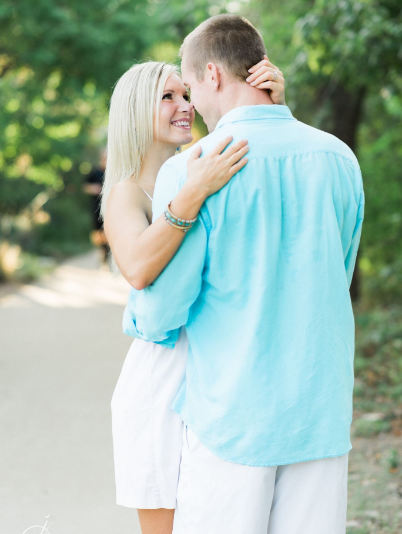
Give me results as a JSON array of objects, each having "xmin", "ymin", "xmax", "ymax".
[{"xmin": 111, "ymin": 327, "xmax": 188, "ymax": 509}]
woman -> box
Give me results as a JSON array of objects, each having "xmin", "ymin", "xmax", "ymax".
[{"xmin": 101, "ymin": 58, "xmax": 285, "ymax": 534}]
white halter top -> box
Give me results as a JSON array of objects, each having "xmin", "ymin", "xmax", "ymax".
[{"xmin": 140, "ymin": 187, "xmax": 153, "ymax": 201}]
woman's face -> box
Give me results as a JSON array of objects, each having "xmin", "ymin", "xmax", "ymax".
[{"xmin": 156, "ymin": 73, "xmax": 195, "ymax": 147}]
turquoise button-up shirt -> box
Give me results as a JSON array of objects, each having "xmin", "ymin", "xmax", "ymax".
[{"xmin": 123, "ymin": 105, "xmax": 364, "ymax": 466}]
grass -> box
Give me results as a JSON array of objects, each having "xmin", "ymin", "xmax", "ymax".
[{"xmin": 347, "ymin": 304, "xmax": 402, "ymax": 534}]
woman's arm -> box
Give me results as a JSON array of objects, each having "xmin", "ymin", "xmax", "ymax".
[
  {"xmin": 104, "ymin": 137, "xmax": 248, "ymax": 290},
  {"xmin": 105, "ymin": 60, "xmax": 286, "ymax": 290}
]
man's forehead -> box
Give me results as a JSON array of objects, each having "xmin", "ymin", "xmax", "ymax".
[
  {"xmin": 181, "ymin": 74, "xmax": 195, "ymax": 90},
  {"xmin": 180, "ymin": 56, "xmax": 192, "ymax": 82}
]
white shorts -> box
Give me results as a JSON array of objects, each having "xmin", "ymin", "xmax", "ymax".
[
  {"xmin": 111, "ymin": 328, "xmax": 188, "ymax": 509},
  {"xmin": 173, "ymin": 426, "xmax": 349, "ymax": 534}
]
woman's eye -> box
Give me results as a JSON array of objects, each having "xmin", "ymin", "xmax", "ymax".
[
  {"xmin": 183, "ymin": 94, "xmax": 191, "ymax": 102},
  {"xmin": 162, "ymin": 93, "xmax": 172, "ymax": 100}
]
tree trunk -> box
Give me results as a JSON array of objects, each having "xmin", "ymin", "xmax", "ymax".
[{"xmin": 324, "ymin": 84, "xmax": 366, "ymax": 302}]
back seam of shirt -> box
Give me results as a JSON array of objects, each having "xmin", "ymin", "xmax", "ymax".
[
  {"xmin": 224, "ymin": 117, "xmax": 296, "ymax": 124},
  {"xmin": 170, "ymin": 149, "xmax": 359, "ymax": 174},
  {"xmin": 219, "ymin": 148, "xmax": 359, "ymax": 165}
]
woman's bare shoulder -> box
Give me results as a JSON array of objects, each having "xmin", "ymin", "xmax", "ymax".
[
  {"xmin": 111, "ymin": 179, "xmax": 142, "ymax": 194},
  {"xmin": 108, "ymin": 180, "xmax": 145, "ymax": 207},
  {"xmin": 104, "ymin": 180, "xmax": 151, "ymax": 240},
  {"xmin": 105, "ymin": 181, "xmax": 149, "ymax": 223}
]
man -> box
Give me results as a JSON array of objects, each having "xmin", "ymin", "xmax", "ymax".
[
  {"xmin": 83, "ymin": 149, "xmax": 109, "ymax": 262},
  {"xmin": 124, "ymin": 14, "xmax": 364, "ymax": 534}
]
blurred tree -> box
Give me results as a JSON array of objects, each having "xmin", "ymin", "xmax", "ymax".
[
  {"xmin": 358, "ymin": 90, "xmax": 402, "ymax": 305},
  {"xmin": 0, "ymin": 0, "xmax": 401, "ymax": 301},
  {"xmin": 289, "ymin": 0, "xmax": 401, "ymax": 151},
  {"xmin": 287, "ymin": 0, "xmax": 402, "ymax": 300},
  {"xmin": 247, "ymin": 0, "xmax": 402, "ymax": 301},
  {"xmin": 0, "ymin": 0, "xmax": 162, "ymax": 90},
  {"xmin": 0, "ymin": 0, "xmax": 211, "ymax": 266},
  {"xmin": 0, "ymin": 0, "xmax": 163, "ymax": 208}
]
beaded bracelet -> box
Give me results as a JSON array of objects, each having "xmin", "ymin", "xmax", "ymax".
[
  {"xmin": 164, "ymin": 213, "xmax": 193, "ymax": 233},
  {"xmin": 165, "ymin": 201, "xmax": 198, "ymax": 227},
  {"xmin": 165, "ymin": 212, "xmax": 193, "ymax": 229}
]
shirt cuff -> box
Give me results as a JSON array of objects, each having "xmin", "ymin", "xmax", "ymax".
[{"xmin": 122, "ymin": 304, "xmax": 179, "ymax": 349}]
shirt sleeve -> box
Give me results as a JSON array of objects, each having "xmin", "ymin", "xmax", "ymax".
[
  {"xmin": 344, "ymin": 182, "xmax": 365, "ymax": 288},
  {"xmin": 123, "ymin": 162, "xmax": 208, "ymax": 345}
]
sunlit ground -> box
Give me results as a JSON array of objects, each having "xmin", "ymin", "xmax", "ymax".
[
  {"xmin": 1, "ymin": 252, "xmax": 129, "ymax": 309},
  {"xmin": 0, "ymin": 250, "xmax": 141, "ymax": 534}
]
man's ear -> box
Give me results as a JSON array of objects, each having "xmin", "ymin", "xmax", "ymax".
[{"xmin": 206, "ymin": 63, "xmax": 221, "ymax": 92}]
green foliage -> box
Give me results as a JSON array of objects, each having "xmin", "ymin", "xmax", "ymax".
[
  {"xmin": 0, "ymin": 0, "xmax": 401, "ymax": 310},
  {"xmin": 292, "ymin": 0, "xmax": 402, "ymax": 85},
  {"xmin": 0, "ymin": 66, "xmax": 104, "ymax": 200},
  {"xmin": 354, "ymin": 418, "xmax": 392, "ymax": 437},
  {"xmin": 0, "ymin": 0, "xmax": 214, "ymax": 270},
  {"xmin": 358, "ymin": 91, "xmax": 402, "ymax": 304},
  {"xmin": 387, "ymin": 449, "xmax": 400, "ymax": 471},
  {"xmin": 31, "ymin": 193, "xmax": 93, "ymax": 258},
  {"xmin": 11, "ymin": 252, "xmax": 56, "ymax": 283},
  {"xmin": 352, "ymin": 305, "xmax": 402, "ymax": 437},
  {"xmin": 0, "ymin": 0, "xmax": 157, "ymax": 265},
  {"xmin": 354, "ymin": 306, "xmax": 402, "ymax": 401},
  {"xmin": 0, "ymin": 0, "xmax": 162, "ymax": 91},
  {"xmin": 0, "ymin": 35, "xmax": 107, "ymax": 261}
]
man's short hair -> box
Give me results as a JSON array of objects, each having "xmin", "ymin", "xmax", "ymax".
[{"xmin": 180, "ymin": 14, "xmax": 266, "ymax": 82}]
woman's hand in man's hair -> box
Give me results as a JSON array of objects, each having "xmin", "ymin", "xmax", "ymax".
[{"xmin": 246, "ymin": 55, "xmax": 286, "ymax": 105}]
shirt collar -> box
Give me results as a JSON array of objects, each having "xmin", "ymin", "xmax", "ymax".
[{"xmin": 215, "ymin": 105, "xmax": 295, "ymax": 130}]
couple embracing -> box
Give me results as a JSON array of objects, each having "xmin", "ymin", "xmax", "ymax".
[{"xmin": 101, "ymin": 14, "xmax": 364, "ymax": 534}]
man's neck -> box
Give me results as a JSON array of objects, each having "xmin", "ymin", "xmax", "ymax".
[{"xmin": 210, "ymin": 83, "xmax": 274, "ymax": 132}]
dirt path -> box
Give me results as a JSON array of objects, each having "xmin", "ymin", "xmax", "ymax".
[
  {"xmin": 0, "ymin": 251, "xmax": 141, "ymax": 534},
  {"xmin": 1, "ymin": 250, "xmax": 400, "ymax": 534},
  {"xmin": 347, "ymin": 431, "xmax": 402, "ymax": 533}
]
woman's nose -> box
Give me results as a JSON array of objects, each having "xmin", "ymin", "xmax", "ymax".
[{"xmin": 179, "ymin": 100, "xmax": 194, "ymax": 112}]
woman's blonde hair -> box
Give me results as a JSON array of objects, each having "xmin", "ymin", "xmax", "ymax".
[{"xmin": 100, "ymin": 61, "xmax": 178, "ymax": 219}]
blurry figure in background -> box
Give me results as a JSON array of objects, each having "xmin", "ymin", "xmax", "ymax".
[{"xmin": 83, "ymin": 149, "xmax": 109, "ymax": 263}]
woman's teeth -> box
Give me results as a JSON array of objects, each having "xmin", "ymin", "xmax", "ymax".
[{"xmin": 172, "ymin": 120, "xmax": 191, "ymax": 129}]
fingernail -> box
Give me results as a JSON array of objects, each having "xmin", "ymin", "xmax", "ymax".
[
  {"xmin": 248, "ymin": 68, "xmax": 253, "ymax": 73},
  {"xmin": 250, "ymin": 81, "xmax": 256, "ymax": 86},
  {"xmin": 246, "ymin": 76, "xmax": 251, "ymax": 82}
]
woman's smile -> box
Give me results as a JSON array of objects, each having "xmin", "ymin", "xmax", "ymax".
[{"xmin": 171, "ymin": 118, "xmax": 192, "ymax": 130}]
